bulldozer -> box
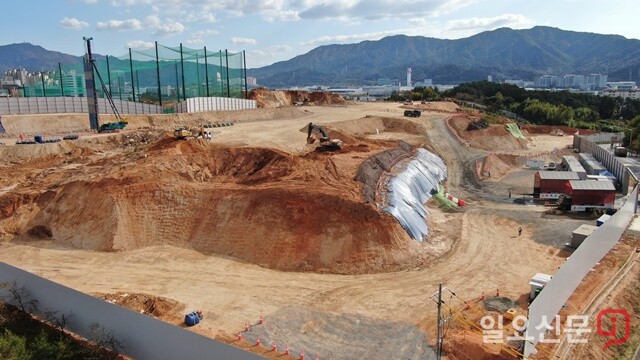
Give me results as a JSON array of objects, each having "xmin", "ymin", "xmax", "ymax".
[{"xmin": 306, "ymin": 122, "xmax": 342, "ymax": 151}]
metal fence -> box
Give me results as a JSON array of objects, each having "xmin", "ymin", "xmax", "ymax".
[
  {"xmin": 0, "ymin": 262, "xmax": 262, "ymax": 360},
  {"xmin": 0, "ymin": 97, "xmax": 161, "ymax": 115},
  {"xmin": 573, "ymin": 133, "xmax": 634, "ymax": 194}
]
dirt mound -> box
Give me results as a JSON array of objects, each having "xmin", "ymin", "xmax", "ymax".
[
  {"xmin": 448, "ymin": 116, "xmax": 527, "ymax": 151},
  {"xmin": 248, "ymin": 88, "xmax": 345, "ymax": 108},
  {"xmin": 306, "ymin": 91, "xmax": 346, "ymax": 105},
  {"xmin": 96, "ymin": 292, "xmax": 184, "ymax": 321},
  {"xmin": 480, "ymin": 153, "xmax": 523, "ymax": 179},
  {"xmin": 330, "ymin": 116, "xmax": 425, "ymax": 137}
]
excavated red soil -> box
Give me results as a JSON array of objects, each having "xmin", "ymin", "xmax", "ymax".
[
  {"xmin": 448, "ymin": 116, "xmax": 527, "ymax": 151},
  {"xmin": 3, "ymin": 135, "xmax": 421, "ymax": 274},
  {"xmin": 248, "ymin": 88, "xmax": 346, "ymax": 108}
]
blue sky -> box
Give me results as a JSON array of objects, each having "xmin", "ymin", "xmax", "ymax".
[{"xmin": 3, "ymin": 0, "xmax": 638, "ymax": 68}]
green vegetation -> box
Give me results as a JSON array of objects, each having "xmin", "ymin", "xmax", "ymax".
[
  {"xmin": 440, "ymin": 81, "xmax": 640, "ymax": 128},
  {"xmin": 0, "ymin": 281, "xmax": 121, "ymax": 360},
  {"xmin": 388, "ymin": 86, "xmax": 441, "ymax": 102}
]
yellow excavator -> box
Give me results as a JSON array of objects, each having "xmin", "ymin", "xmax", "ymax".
[
  {"xmin": 174, "ymin": 125, "xmax": 208, "ymax": 140},
  {"xmin": 306, "ymin": 122, "xmax": 342, "ymax": 151}
]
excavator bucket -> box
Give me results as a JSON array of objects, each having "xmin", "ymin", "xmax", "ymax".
[{"xmin": 307, "ymin": 137, "xmax": 316, "ymax": 144}]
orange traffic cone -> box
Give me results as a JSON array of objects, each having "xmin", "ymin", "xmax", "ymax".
[
  {"xmin": 236, "ymin": 333, "xmax": 243, "ymax": 341},
  {"xmin": 244, "ymin": 322, "xmax": 249, "ymax": 332},
  {"xmin": 284, "ymin": 345, "xmax": 290, "ymax": 355},
  {"xmin": 255, "ymin": 336, "xmax": 261, "ymax": 347},
  {"xmin": 272, "ymin": 341, "xmax": 277, "ymax": 352},
  {"xmin": 481, "ymin": 291, "xmax": 485, "ymax": 300},
  {"xmin": 259, "ymin": 315, "xmax": 264, "ymax": 325},
  {"xmin": 300, "ymin": 350, "xmax": 305, "ymax": 360},
  {"xmin": 496, "ymin": 288, "xmax": 500, "ymax": 297}
]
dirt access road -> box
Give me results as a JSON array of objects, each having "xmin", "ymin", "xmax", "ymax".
[{"xmin": 0, "ymin": 101, "xmax": 576, "ymax": 359}]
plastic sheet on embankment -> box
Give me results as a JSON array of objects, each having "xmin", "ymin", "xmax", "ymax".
[{"xmin": 383, "ymin": 148, "xmax": 447, "ymax": 241}]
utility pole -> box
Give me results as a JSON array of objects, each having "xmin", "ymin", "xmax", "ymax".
[{"xmin": 436, "ymin": 283, "xmax": 443, "ymax": 360}]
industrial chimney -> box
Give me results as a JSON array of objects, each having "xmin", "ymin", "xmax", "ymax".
[{"xmin": 407, "ymin": 67, "xmax": 412, "ymax": 88}]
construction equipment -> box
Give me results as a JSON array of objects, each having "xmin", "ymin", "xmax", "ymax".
[
  {"xmin": 403, "ymin": 109, "xmax": 421, "ymax": 117},
  {"xmin": 174, "ymin": 125, "xmax": 207, "ymax": 140},
  {"xmin": 306, "ymin": 122, "xmax": 342, "ymax": 151},
  {"xmin": 84, "ymin": 37, "xmax": 129, "ymax": 134}
]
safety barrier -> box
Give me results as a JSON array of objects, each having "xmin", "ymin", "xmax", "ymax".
[
  {"xmin": 0, "ymin": 262, "xmax": 262, "ymax": 360},
  {"xmin": 175, "ymin": 97, "xmax": 256, "ymax": 113}
]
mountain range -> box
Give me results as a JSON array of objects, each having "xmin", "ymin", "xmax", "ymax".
[{"xmin": 2, "ymin": 26, "xmax": 640, "ymax": 87}]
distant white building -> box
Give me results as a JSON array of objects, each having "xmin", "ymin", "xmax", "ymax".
[
  {"xmin": 606, "ymin": 81, "xmax": 637, "ymax": 90},
  {"xmin": 504, "ymin": 79, "xmax": 525, "ymax": 88},
  {"xmin": 601, "ymin": 88, "xmax": 640, "ymax": 99}
]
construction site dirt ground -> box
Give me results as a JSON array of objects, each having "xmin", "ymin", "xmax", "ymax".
[{"xmin": 0, "ymin": 99, "xmax": 622, "ymax": 359}]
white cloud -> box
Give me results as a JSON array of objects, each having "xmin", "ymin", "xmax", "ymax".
[
  {"xmin": 446, "ymin": 14, "xmax": 535, "ymax": 32},
  {"xmin": 152, "ymin": 21, "xmax": 185, "ymax": 37},
  {"xmin": 126, "ymin": 40, "xmax": 154, "ymax": 50},
  {"xmin": 298, "ymin": 0, "xmax": 478, "ymax": 20},
  {"xmin": 96, "ymin": 18, "xmax": 143, "ymax": 31},
  {"xmin": 60, "ymin": 17, "xmax": 89, "ymax": 30},
  {"xmin": 82, "ymin": 0, "xmax": 98, "ymax": 4},
  {"xmin": 231, "ymin": 37, "xmax": 258, "ymax": 46}
]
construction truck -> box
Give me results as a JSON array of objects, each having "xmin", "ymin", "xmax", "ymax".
[{"xmin": 306, "ymin": 122, "xmax": 342, "ymax": 151}]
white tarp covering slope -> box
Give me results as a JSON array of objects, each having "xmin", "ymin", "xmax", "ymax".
[{"xmin": 383, "ymin": 148, "xmax": 447, "ymax": 241}]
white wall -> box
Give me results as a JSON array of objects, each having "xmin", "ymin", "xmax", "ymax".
[
  {"xmin": 175, "ymin": 97, "xmax": 256, "ymax": 113},
  {"xmin": 0, "ymin": 262, "xmax": 262, "ymax": 360},
  {"xmin": 524, "ymin": 186, "xmax": 637, "ymax": 357}
]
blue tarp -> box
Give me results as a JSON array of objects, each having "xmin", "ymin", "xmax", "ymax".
[{"xmin": 383, "ymin": 149, "xmax": 447, "ymax": 241}]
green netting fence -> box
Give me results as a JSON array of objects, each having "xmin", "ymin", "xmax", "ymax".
[{"xmin": 23, "ymin": 42, "xmax": 247, "ymax": 110}]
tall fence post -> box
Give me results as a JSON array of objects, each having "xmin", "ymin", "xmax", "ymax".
[
  {"xmin": 155, "ymin": 41, "xmax": 163, "ymax": 108},
  {"xmin": 129, "ymin": 48, "xmax": 136, "ymax": 102},
  {"xmin": 204, "ymin": 46, "xmax": 210, "ymax": 97},
  {"xmin": 225, "ymin": 49, "xmax": 230, "ymax": 98},
  {"xmin": 180, "ymin": 43, "xmax": 186, "ymax": 101}
]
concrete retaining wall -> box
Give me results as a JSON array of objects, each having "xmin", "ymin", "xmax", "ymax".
[
  {"xmin": 175, "ymin": 97, "xmax": 256, "ymax": 113},
  {"xmin": 0, "ymin": 262, "xmax": 262, "ymax": 360},
  {"xmin": 0, "ymin": 97, "xmax": 161, "ymax": 115}
]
